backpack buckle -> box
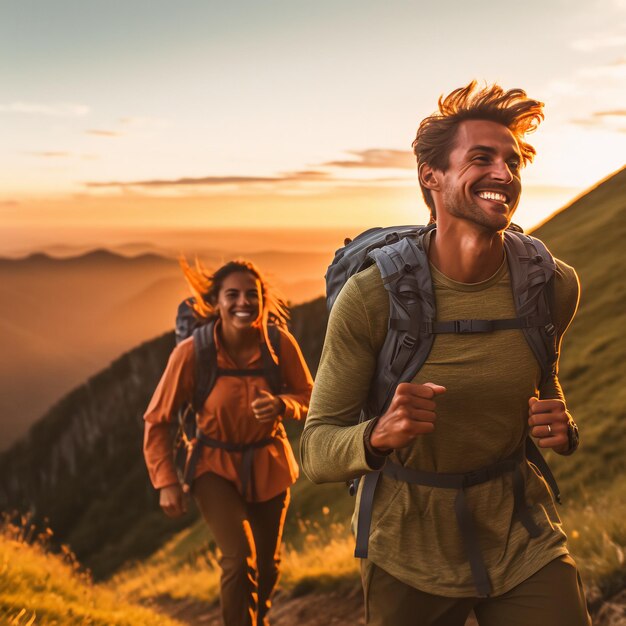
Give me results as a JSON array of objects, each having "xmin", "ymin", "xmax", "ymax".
[
  {"xmin": 401, "ymin": 334, "xmax": 417, "ymax": 349},
  {"xmin": 455, "ymin": 320, "xmax": 473, "ymax": 334}
]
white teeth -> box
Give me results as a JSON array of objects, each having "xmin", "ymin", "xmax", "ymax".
[
  {"xmin": 477, "ymin": 191, "xmax": 507, "ymax": 203},
  {"xmin": 234, "ymin": 312, "xmax": 252, "ymax": 318}
]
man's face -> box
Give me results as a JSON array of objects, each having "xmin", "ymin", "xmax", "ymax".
[{"xmin": 437, "ymin": 119, "xmax": 523, "ymax": 232}]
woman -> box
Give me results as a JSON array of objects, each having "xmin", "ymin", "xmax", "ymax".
[{"xmin": 143, "ymin": 259, "xmax": 313, "ymax": 626}]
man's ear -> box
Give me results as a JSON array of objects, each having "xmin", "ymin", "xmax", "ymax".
[{"xmin": 419, "ymin": 163, "xmax": 441, "ymax": 191}]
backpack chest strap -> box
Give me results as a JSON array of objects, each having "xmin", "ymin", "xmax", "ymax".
[{"xmin": 389, "ymin": 315, "xmax": 550, "ymax": 334}]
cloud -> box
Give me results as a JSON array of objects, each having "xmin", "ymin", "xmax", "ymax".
[
  {"xmin": 572, "ymin": 35, "xmax": 626, "ymax": 52},
  {"xmin": 0, "ymin": 200, "xmax": 20, "ymax": 207},
  {"xmin": 118, "ymin": 116, "xmax": 169, "ymax": 129},
  {"xmin": 26, "ymin": 151, "xmax": 72, "ymax": 158},
  {"xmin": 322, "ymin": 149, "xmax": 415, "ymax": 169},
  {"xmin": 85, "ymin": 129, "xmax": 121, "ymax": 137},
  {"xmin": 593, "ymin": 109, "xmax": 626, "ymax": 117},
  {"xmin": 570, "ymin": 109, "xmax": 626, "ymax": 132},
  {"xmin": 86, "ymin": 170, "xmax": 332, "ymax": 188},
  {"xmin": 0, "ymin": 102, "xmax": 89, "ymax": 117}
]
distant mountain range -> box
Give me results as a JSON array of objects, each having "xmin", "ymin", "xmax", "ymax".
[
  {"xmin": 0, "ymin": 247, "xmax": 329, "ymax": 450},
  {"xmin": 0, "ymin": 166, "xmax": 623, "ymax": 581}
]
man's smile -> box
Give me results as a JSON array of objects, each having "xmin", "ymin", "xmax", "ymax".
[{"xmin": 475, "ymin": 189, "xmax": 509, "ymax": 204}]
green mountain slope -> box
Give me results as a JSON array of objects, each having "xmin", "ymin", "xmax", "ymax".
[{"xmin": 530, "ymin": 166, "xmax": 626, "ymax": 491}]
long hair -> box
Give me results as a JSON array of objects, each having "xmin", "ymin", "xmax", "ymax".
[
  {"xmin": 412, "ymin": 81, "xmax": 545, "ymax": 218},
  {"xmin": 179, "ymin": 258, "xmax": 290, "ymax": 334}
]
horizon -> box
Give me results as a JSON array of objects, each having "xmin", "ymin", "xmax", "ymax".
[{"xmin": 2, "ymin": 1, "xmax": 625, "ymax": 254}]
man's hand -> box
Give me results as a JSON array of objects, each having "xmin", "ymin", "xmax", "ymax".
[
  {"xmin": 370, "ymin": 382, "xmax": 446, "ymax": 451},
  {"xmin": 251, "ymin": 389, "xmax": 285, "ymax": 424},
  {"xmin": 159, "ymin": 484, "xmax": 187, "ymax": 518},
  {"xmin": 528, "ymin": 397, "xmax": 570, "ymax": 453}
]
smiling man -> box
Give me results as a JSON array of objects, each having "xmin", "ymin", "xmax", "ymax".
[{"xmin": 301, "ymin": 83, "xmax": 591, "ymax": 625}]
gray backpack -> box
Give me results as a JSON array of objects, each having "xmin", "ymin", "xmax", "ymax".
[{"xmin": 325, "ymin": 223, "xmax": 560, "ymax": 597}]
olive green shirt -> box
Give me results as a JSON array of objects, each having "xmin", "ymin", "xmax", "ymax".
[{"xmin": 301, "ymin": 237, "xmax": 580, "ymax": 597}]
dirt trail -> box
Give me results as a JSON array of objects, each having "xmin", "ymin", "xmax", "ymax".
[
  {"xmin": 152, "ymin": 586, "xmax": 626, "ymax": 625},
  {"xmin": 152, "ymin": 586, "xmax": 479, "ymax": 625}
]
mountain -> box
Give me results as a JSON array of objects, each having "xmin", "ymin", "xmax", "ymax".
[
  {"xmin": 0, "ymin": 248, "xmax": 328, "ymax": 450},
  {"xmin": 0, "ymin": 298, "xmax": 330, "ymax": 579},
  {"xmin": 530, "ymin": 166, "xmax": 626, "ymax": 491}
]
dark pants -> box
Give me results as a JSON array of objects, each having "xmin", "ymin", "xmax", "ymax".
[
  {"xmin": 193, "ymin": 472, "xmax": 289, "ymax": 626},
  {"xmin": 362, "ymin": 555, "xmax": 591, "ymax": 626}
]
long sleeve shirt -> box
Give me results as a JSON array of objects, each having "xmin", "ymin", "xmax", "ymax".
[
  {"xmin": 301, "ymin": 242, "xmax": 580, "ymax": 597},
  {"xmin": 144, "ymin": 323, "xmax": 313, "ymax": 502}
]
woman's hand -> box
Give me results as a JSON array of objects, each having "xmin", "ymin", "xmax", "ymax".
[
  {"xmin": 251, "ymin": 389, "xmax": 285, "ymax": 424},
  {"xmin": 159, "ymin": 484, "xmax": 187, "ymax": 518}
]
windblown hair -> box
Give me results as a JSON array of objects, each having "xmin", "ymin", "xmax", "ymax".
[
  {"xmin": 179, "ymin": 257, "xmax": 290, "ymax": 330},
  {"xmin": 412, "ymin": 81, "xmax": 545, "ymax": 217}
]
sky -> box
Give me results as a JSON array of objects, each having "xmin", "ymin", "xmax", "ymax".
[{"xmin": 1, "ymin": 0, "xmax": 625, "ymax": 255}]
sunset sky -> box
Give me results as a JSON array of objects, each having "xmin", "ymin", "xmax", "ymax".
[{"xmin": 1, "ymin": 0, "xmax": 625, "ymax": 255}]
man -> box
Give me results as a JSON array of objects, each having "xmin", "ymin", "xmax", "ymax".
[{"xmin": 300, "ymin": 82, "xmax": 591, "ymax": 626}]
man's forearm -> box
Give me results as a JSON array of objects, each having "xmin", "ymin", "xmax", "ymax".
[{"xmin": 300, "ymin": 419, "xmax": 386, "ymax": 483}]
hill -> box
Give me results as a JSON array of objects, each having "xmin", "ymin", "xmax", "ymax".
[
  {"xmin": 530, "ymin": 166, "xmax": 626, "ymax": 492},
  {"xmin": 0, "ymin": 517, "xmax": 183, "ymax": 625}
]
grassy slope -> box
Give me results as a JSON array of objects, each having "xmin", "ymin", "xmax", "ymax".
[
  {"xmin": 531, "ymin": 166, "xmax": 626, "ymax": 492},
  {"xmin": 0, "ymin": 524, "xmax": 183, "ymax": 626}
]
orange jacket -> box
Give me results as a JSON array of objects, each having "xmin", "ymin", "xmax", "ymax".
[{"xmin": 143, "ymin": 324, "xmax": 313, "ymax": 502}]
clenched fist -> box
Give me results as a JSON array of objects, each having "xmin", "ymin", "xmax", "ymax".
[
  {"xmin": 370, "ymin": 382, "xmax": 446, "ymax": 451},
  {"xmin": 251, "ymin": 389, "xmax": 285, "ymax": 424},
  {"xmin": 528, "ymin": 397, "xmax": 570, "ymax": 453}
]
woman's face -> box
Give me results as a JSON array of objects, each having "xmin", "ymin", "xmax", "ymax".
[{"xmin": 215, "ymin": 271, "xmax": 263, "ymax": 332}]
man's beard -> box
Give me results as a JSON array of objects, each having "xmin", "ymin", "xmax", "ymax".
[{"xmin": 442, "ymin": 185, "xmax": 511, "ymax": 232}]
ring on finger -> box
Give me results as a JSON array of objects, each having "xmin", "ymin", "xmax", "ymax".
[{"xmin": 546, "ymin": 424, "xmax": 552, "ymax": 435}]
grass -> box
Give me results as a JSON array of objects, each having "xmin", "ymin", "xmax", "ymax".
[
  {"xmin": 0, "ymin": 515, "xmax": 183, "ymax": 626},
  {"xmin": 561, "ymin": 479, "xmax": 626, "ymax": 601},
  {"xmin": 110, "ymin": 510, "xmax": 360, "ymax": 605}
]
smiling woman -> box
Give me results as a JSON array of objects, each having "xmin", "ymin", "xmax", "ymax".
[{"xmin": 143, "ymin": 258, "xmax": 313, "ymax": 626}]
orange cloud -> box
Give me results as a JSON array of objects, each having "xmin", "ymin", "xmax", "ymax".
[
  {"xmin": 85, "ymin": 170, "xmax": 331, "ymax": 188},
  {"xmin": 27, "ymin": 151, "xmax": 72, "ymax": 158},
  {"xmin": 85, "ymin": 129, "xmax": 121, "ymax": 137},
  {"xmin": 322, "ymin": 148, "xmax": 415, "ymax": 169}
]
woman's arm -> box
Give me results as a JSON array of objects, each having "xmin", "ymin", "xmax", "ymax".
[
  {"xmin": 143, "ymin": 338, "xmax": 195, "ymax": 489},
  {"xmin": 275, "ymin": 327, "xmax": 314, "ymax": 421}
]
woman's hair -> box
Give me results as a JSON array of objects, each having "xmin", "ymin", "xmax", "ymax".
[
  {"xmin": 179, "ymin": 257, "xmax": 290, "ymax": 329},
  {"xmin": 412, "ymin": 81, "xmax": 545, "ymax": 218}
]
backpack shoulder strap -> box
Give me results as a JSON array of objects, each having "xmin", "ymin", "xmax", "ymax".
[
  {"xmin": 503, "ymin": 231, "xmax": 557, "ymax": 386},
  {"xmin": 192, "ymin": 319, "xmax": 218, "ymax": 412},
  {"xmin": 260, "ymin": 324, "xmax": 283, "ymax": 395},
  {"xmin": 367, "ymin": 230, "xmax": 437, "ymax": 415}
]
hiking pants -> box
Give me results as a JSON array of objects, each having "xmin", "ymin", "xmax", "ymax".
[
  {"xmin": 362, "ymin": 555, "xmax": 591, "ymax": 626},
  {"xmin": 193, "ymin": 472, "xmax": 289, "ymax": 626}
]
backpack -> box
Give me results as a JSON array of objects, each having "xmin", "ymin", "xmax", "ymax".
[
  {"xmin": 172, "ymin": 299, "xmax": 282, "ymax": 493},
  {"xmin": 325, "ymin": 223, "xmax": 561, "ymax": 597}
]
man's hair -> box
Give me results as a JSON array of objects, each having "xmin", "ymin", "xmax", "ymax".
[{"xmin": 412, "ymin": 81, "xmax": 544, "ymax": 217}]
